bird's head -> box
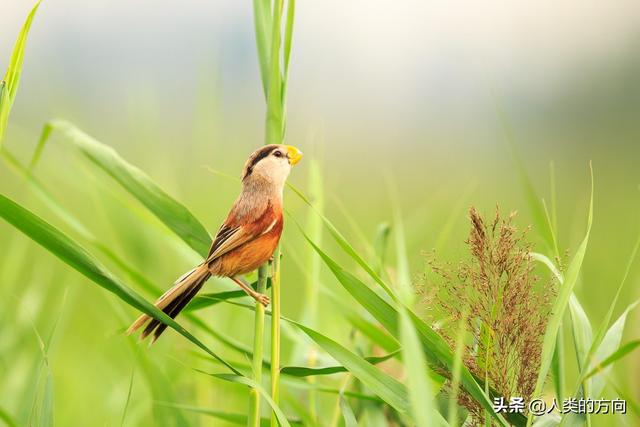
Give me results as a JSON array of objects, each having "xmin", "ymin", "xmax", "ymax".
[{"xmin": 242, "ymin": 144, "xmax": 303, "ymax": 188}]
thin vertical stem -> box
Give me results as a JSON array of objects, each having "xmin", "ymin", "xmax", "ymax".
[
  {"xmin": 252, "ymin": 0, "xmax": 271, "ymax": 98},
  {"xmin": 270, "ymin": 247, "xmax": 281, "ymax": 427},
  {"xmin": 265, "ymin": 0, "xmax": 283, "ymax": 146},
  {"xmin": 252, "ymin": 0, "xmax": 289, "ymax": 424},
  {"xmin": 280, "ymin": 0, "xmax": 296, "ymax": 135},
  {"xmin": 250, "ymin": 0, "xmax": 275, "ymax": 423},
  {"xmin": 264, "ymin": 2, "xmax": 284, "ymax": 426},
  {"xmin": 448, "ymin": 309, "xmax": 468, "ymax": 426},
  {"xmin": 248, "ymin": 264, "xmax": 268, "ymax": 427}
]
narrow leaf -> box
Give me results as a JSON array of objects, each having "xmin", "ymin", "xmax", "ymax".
[
  {"xmin": 31, "ymin": 120, "xmax": 211, "ymax": 256},
  {"xmin": 0, "ymin": 0, "xmax": 41, "ymax": 145},
  {"xmin": 583, "ymin": 234, "xmax": 640, "ymax": 375},
  {"xmin": 202, "ymin": 374, "xmax": 291, "ymax": 427},
  {"xmin": 0, "ymin": 407, "xmax": 19, "ymax": 427},
  {"xmin": 529, "ymin": 165, "xmax": 594, "ymax": 425},
  {"xmin": 288, "ymin": 184, "xmax": 398, "ymax": 300},
  {"xmin": 588, "ymin": 299, "xmax": 639, "ymax": 397},
  {"xmin": 186, "ymin": 280, "xmax": 265, "ymax": 311},
  {"xmin": 294, "ymin": 220, "xmax": 510, "ymax": 426},
  {"xmin": 293, "ymin": 322, "xmax": 409, "ymax": 413},
  {"xmin": 339, "ymin": 393, "xmax": 358, "ymax": 427},
  {"xmin": 583, "ymin": 340, "xmax": 640, "ymax": 381},
  {"xmin": 393, "ymin": 208, "xmax": 446, "ymax": 426},
  {"xmin": 281, "ymin": 350, "xmax": 400, "ymax": 377},
  {"xmin": 156, "ymin": 402, "xmax": 303, "ymax": 426},
  {"xmin": 568, "ymin": 294, "xmax": 592, "ymax": 373},
  {"xmin": 0, "ymin": 193, "xmax": 237, "ymax": 374}
]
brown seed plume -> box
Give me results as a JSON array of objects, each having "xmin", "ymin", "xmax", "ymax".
[{"xmin": 422, "ymin": 206, "xmax": 556, "ymax": 424}]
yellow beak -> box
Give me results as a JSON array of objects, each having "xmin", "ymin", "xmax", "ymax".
[{"xmin": 286, "ymin": 145, "xmax": 303, "ymax": 165}]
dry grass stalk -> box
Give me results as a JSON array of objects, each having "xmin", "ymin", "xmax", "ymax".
[{"xmin": 422, "ymin": 206, "xmax": 555, "ymax": 424}]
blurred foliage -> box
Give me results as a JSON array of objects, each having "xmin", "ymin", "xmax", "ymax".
[{"xmin": 1, "ymin": 1, "xmax": 640, "ymax": 426}]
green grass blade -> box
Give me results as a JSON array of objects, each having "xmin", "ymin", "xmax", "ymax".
[
  {"xmin": 1, "ymin": 148, "xmax": 164, "ymax": 297},
  {"xmin": 281, "ymin": 350, "xmax": 400, "ymax": 377},
  {"xmin": 582, "ymin": 234, "xmax": 640, "ymax": 373},
  {"xmin": 294, "ymin": 221, "xmax": 510, "ymax": 426},
  {"xmin": 372, "ymin": 222, "xmax": 391, "ymax": 275},
  {"xmin": 447, "ymin": 310, "xmax": 469, "ymax": 426},
  {"xmin": 0, "ymin": 80, "xmax": 4, "ymax": 99},
  {"xmin": 28, "ymin": 304, "xmax": 61, "ymax": 427},
  {"xmin": 265, "ymin": 0, "xmax": 283, "ymax": 145},
  {"xmin": 186, "ymin": 280, "xmax": 263, "ymax": 311},
  {"xmin": 2, "ymin": 1, "xmax": 41, "ymax": 100},
  {"xmin": 393, "ymin": 207, "xmax": 447, "ymax": 426},
  {"xmin": 0, "ymin": 406, "xmax": 19, "ymax": 427},
  {"xmin": 248, "ymin": 263, "xmax": 269, "ymax": 427},
  {"xmin": 299, "ymin": 229, "xmax": 399, "ymax": 334},
  {"xmin": 588, "ymin": 299, "xmax": 639, "ymax": 397},
  {"xmin": 503, "ymin": 113, "xmax": 567, "ymax": 404},
  {"xmin": 551, "ymin": 330, "xmax": 565, "ymax": 402},
  {"xmin": 203, "ymin": 374, "xmax": 292, "ymax": 427},
  {"xmin": 30, "ymin": 120, "xmax": 211, "ymax": 256},
  {"xmin": 567, "ymin": 294, "xmax": 593, "ymax": 425},
  {"xmin": 0, "ymin": 0, "xmax": 41, "ymax": 146},
  {"xmin": 5, "ymin": 148, "xmax": 269, "ymax": 366},
  {"xmin": 339, "ymin": 392, "xmax": 358, "ymax": 427},
  {"xmin": 529, "ymin": 165, "xmax": 594, "ymax": 426},
  {"xmin": 583, "ymin": 340, "xmax": 640, "ymax": 381},
  {"xmin": 38, "ymin": 374, "xmax": 53, "ymax": 427},
  {"xmin": 214, "ymin": 249, "xmax": 514, "ymax": 426},
  {"xmin": 119, "ymin": 366, "xmax": 135, "ymax": 427},
  {"xmin": 608, "ymin": 379, "xmax": 640, "ymax": 419},
  {"xmin": 280, "ymin": 0, "xmax": 296, "ymax": 132},
  {"xmin": 533, "ymin": 414, "xmax": 561, "ymax": 426},
  {"xmin": 568, "ymin": 295, "xmax": 593, "ymax": 373},
  {"xmin": 293, "ymin": 322, "xmax": 409, "ymax": 414},
  {"xmin": 400, "ymin": 308, "xmax": 447, "ymax": 426},
  {"xmin": 156, "ymin": 402, "xmax": 304, "ymax": 426},
  {"xmin": 288, "ymin": 184, "xmax": 398, "ymax": 300},
  {"xmin": 0, "ymin": 193, "xmax": 238, "ymax": 374},
  {"xmin": 279, "ymin": 377, "xmax": 383, "ymax": 404},
  {"xmin": 341, "ymin": 309, "xmax": 400, "ymax": 353},
  {"xmin": 252, "ymin": 0, "xmax": 272, "ymax": 98},
  {"xmin": 282, "ymin": 0, "xmax": 295, "ymax": 80},
  {"xmin": 283, "ymin": 392, "xmax": 319, "ymax": 427},
  {"xmin": 212, "ymin": 294, "xmax": 407, "ymax": 412},
  {"xmin": 132, "ymin": 353, "xmax": 191, "ymax": 427}
]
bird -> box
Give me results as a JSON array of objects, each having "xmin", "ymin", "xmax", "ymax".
[{"xmin": 127, "ymin": 144, "xmax": 303, "ymax": 342}]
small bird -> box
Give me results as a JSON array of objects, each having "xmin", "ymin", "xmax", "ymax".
[{"xmin": 128, "ymin": 144, "xmax": 303, "ymax": 342}]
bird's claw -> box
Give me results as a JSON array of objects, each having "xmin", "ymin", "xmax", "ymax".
[{"xmin": 255, "ymin": 293, "xmax": 270, "ymax": 307}]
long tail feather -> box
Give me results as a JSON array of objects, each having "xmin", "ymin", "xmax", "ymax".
[{"xmin": 127, "ymin": 264, "xmax": 210, "ymax": 342}]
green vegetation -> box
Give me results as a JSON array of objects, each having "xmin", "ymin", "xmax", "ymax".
[{"xmin": 1, "ymin": 1, "xmax": 639, "ymax": 426}]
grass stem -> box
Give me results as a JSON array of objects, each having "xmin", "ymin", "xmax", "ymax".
[
  {"xmin": 248, "ymin": 264, "xmax": 269, "ymax": 427},
  {"xmin": 270, "ymin": 248, "xmax": 282, "ymax": 426}
]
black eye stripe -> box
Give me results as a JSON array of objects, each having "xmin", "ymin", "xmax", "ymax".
[{"xmin": 244, "ymin": 145, "xmax": 279, "ymax": 177}]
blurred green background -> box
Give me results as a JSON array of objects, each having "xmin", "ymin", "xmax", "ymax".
[{"xmin": 1, "ymin": 1, "xmax": 639, "ymax": 425}]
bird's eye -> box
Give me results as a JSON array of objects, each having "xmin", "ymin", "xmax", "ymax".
[{"xmin": 273, "ymin": 151, "xmax": 283, "ymax": 157}]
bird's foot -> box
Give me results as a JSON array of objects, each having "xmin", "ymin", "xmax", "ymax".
[{"xmin": 253, "ymin": 292, "xmax": 270, "ymax": 307}]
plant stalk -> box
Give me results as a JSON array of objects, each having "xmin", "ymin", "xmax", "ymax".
[
  {"xmin": 264, "ymin": 1, "xmax": 284, "ymax": 425},
  {"xmin": 270, "ymin": 247, "xmax": 282, "ymax": 426},
  {"xmin": 248, "ymin": 264, "xmax": 269, "ymax": 427},
  {"xmin": 265, "ymin": 0, "xmax": 284, "ymax": 146}
]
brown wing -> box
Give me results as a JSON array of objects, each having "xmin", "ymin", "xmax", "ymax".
[{"xmin": 205, "ymin": 200, "xmax": 279, "ymax": 263}]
